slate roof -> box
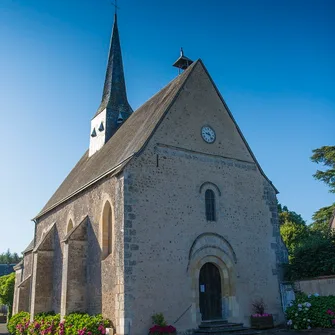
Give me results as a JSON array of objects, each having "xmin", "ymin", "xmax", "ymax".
[
  {"xmin": 23, "ymin": 239, "xmax": 34, "ymax": 254},
  {"xmin": 35, "ymin": 60, "xmax": 198, "ymax": 219}
]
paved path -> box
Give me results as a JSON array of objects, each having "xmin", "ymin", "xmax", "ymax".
[{"xmin": 0, "ymin": 324, "xmax": 8, "ymax": 335}]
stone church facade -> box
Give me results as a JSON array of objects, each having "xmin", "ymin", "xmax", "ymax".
[{"xmin": 13, "ymin": 13, "xmax": 287, "ymax": 335}]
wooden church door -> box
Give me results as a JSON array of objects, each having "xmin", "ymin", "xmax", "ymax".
[{"xmin": 199, "ymin": 263, "xmax": 222, "ymax": 320}]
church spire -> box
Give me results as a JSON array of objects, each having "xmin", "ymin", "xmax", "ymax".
[
  {"xmin": 96, "ymin": 13, "xmax": 132, "ymax": 118},
  {"xmin": 90, "ymin": 13, "xmax": 133, "ymax": 157}
]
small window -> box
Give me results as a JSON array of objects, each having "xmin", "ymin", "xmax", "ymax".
[
  {"xmin": 205, "ymin": 189, "xmax": 216, "ymax": 221},
  {"xmin": 101, "ymin": 201, "xmax": 114, "ymax": 260},
  {"xmin": 67, "ymin": 219, "xmax": 74, "ymax": 233}
]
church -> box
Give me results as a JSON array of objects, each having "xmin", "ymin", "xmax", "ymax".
[{"xmin": 13, "ymin": 11, "xmax": 287, "ymax": 335}]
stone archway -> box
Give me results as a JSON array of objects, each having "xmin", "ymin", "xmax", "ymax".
[{"xmin": 188, "ymin": 233, "xmax": 238, "ymax": 324}]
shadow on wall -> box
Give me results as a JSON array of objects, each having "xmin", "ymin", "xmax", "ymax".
[
  {"xmin": 53, "ymin": 228, "xmax": 62, "ymax": 312},
  {"xmin": 87, "ymin": 218, "xmax": 102, "ymax": 314}
]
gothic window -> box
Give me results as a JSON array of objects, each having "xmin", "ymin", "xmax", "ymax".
[
  {"xmin": 67, "ymin": 219, "xmax": 73, "ymax": 233},
  {"xmin": 205, "ymin": 189, "xmax": 216, "ymax": 221},
  {"xmin": 101, "ymin": 201, "xmax": 114, "ymax": 260}
]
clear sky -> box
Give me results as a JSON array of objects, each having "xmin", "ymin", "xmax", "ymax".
[{"xmin": 0, "ymin": 0, "xmax": 334, "ymax": 254}]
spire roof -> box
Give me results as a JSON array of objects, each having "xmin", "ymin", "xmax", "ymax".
[{"xmin": 95, "ymin": 14, "xmax": 132, "ymax": 118}]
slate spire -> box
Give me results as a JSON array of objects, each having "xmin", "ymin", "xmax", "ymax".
[
  {"xmin": 95, "ymin": 13, "xmax": 133, "ymax": 120},
  {"xmin": 89, "ymin": 13, "xmax": 133, "ymax": 157}
]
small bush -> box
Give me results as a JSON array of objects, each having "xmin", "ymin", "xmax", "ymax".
[{"xmin": 286, "ymin": 293, "xmax": 335, "ymax": 330}]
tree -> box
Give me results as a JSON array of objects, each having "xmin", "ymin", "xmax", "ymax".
[
  {"xmin": 278, "ymin": 204, "xmax": 308, "ymax": 255},
  {"xmin": 0, "ymin": 249, "xmax": 22, "ymax": 264},
  {"xmin": 0, "ymin": 272, "xmax": 15, "ymax": 319},
  {"xmin": 310, "ymin": 203, "xmax": 335, "ymax": 235},
  {"xmin": 311, "ymin": 146, "xmax": 335, "ymax": 193},
  {"xmin": 285, "ymin": 232, "xmax": 335, "ymax": 280},
  {"xmin": 278, "ymin": 204, "xmax": 306, "ymax": 226}
]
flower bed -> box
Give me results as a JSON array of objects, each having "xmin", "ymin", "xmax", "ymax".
[
  {"xmin": 286, "ymin": 293, "xmax": 335, "ymax": 330},
  {"xmin": 7, "ymin": 312, "xmax": 111, "ymax": 335}
]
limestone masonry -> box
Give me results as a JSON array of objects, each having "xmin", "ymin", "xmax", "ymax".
[{"xmin": 13, "ymin": 12, "xmax": 288, "ymax": 335}]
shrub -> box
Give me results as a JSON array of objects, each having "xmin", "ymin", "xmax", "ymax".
[
  {"xmin": 7, "ymin": 311, "xmax": 30, "ymax": 335},
  {"xmin": 286, "ymin": 293, "xmax": 335, "ymax": 330}
]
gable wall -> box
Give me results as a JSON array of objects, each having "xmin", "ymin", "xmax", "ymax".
[
  {"xmin": 123, "ymin": 63, "xmax": 283, "ymax": 334},
  {"xmin": 33, "ymin": 174, "xmax": 125, "ymax": 323}
]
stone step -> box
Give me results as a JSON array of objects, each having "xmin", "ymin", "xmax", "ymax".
[
  {"xmin": 199, "ymin": 323, "xmax": 239, "ymax": 329},
  {"xmin": 195, "ymin": 326, "xmax": 251, "ymax": 333},
  {"xmin": 200, "ymin": 320, "xmax": 229, "ymax": 325},
  {"xmin": 199, "ymin": 323, "xmax": 244, "ymax": 330},
  {"xmin": 196, "ymin": 331, "xmax": 260, "ymax": 335}
]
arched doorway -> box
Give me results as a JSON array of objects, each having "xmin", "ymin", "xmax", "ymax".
[{"xmin": 199, "ymin": 263, "xmax": 222, "ymax": 320}]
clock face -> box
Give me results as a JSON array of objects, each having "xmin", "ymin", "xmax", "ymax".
[{"xmin": 201, "ymin": 126, "xmax": 216, "ymax": 143}]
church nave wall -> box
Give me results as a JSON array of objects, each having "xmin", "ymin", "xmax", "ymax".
[{"xmin": 31, "ymin": 174, "xmax": 125, "ymax": 325}]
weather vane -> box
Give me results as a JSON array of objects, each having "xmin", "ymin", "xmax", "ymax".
[{"xmin": 111, "ymin": 0, "xmax": 120, "ymax": 14}]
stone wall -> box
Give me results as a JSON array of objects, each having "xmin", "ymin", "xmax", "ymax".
[
  {"xmin": 295, "ymin": 276, "xmax": 335, "ymax": 297},
  {"xmin": 31, "ymin": 174, "xmax": 124, "ymax": 329},
  {"xmin": 121, "ymin": 61, "xmax": 284, "ymax": 335}
]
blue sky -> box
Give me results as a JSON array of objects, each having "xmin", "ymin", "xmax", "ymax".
[{"xmin": 0, "ymin": 0, "xmax": 334, "ymax": 254}]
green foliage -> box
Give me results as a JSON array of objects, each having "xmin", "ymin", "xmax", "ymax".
[
  {"xmin": 280, "ymin": 221, "xmax": 309, "ymax": 255},
  {"xmin": 0, "ymin": 272, "xmax": 15, "ymax": 319},
  {"xmin": 310, "ymin": 203, "xmax": 335, "ymax": 235},
  {"xmin": 286, "ymin": 293, "xmax": 335, "ymax": 330},
  {"xmin": 278, "ymin": 204, "xmax": 308, "ymax": 255},
  {"xmin": 64, "ymin": 313, "xmax": 111, "ymax": 335},
  {"xmin": 152, "ymin": 313, "xmax": 167, "ymax": 326},
  {"xmin": 285, "ymin": 232, "xmax": 335, "ymax": 280},
  {"xmin": 0, "ymin": 249, "xmax": 22, "ymax": 264},
  {"xmin": 278, "ymin": 204, "xmax": 306, "ymax": 226},
  {"xmin": 311, "ymin": 146, "xmax": 335, "ymax": 193},
  {"xmin": 7, "ymin": 311, "xmax": 30, "ymax": 335},
  {"xmin": 8, "ymin": 312, "xmax": 111, "ymax": 335}
]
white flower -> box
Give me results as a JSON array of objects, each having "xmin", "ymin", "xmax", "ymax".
[
  {"xmin": 303, "ymin": 318, "xmax": 306, "ymax": 321},
  {"xmin": 295, "ymin": 313, "xmax": 298, "ymax": 316},
  {"xmin": 306, "ymin": 302, "xmax": 312, "ymax": 307},
  {"xmin": 298, "ymin": 308, "xmax": 302, "ymax": 311},
  {"xmin": 298, "ymin": 304, "xmax": 302, "ymax": 307},
  {"xmin": 287, "ymin": 320, "xmax": 293, "ymax": 326},
  {"xmin": 314, "ymin": 293, "xmax": 319, "ymax": 297},
  {"xmin": 307, "ymin": 319, "xmax": 310, "ymax": 322}
]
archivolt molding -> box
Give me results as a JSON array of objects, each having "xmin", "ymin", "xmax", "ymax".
[
  {"xmin": 199, "ymin": 182, "xmax": 221, "ymax": 196},
  {"xmin": 188, "ymin": 233, "xmax": 237, "ymax": 270}
]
